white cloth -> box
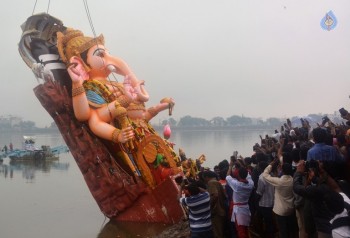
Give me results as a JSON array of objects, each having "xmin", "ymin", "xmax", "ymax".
[
  {"xmin": 226, "ymin": 174, "xmax": 254, "ymax": 226},
  {"xmin": 330, "ymin": 192, "xmax": 350, "ymax": 238}
]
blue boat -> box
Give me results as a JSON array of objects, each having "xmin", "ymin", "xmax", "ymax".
[{"xmin": 7, "ymin": 136, "xmax": 69, "ymax": 162}]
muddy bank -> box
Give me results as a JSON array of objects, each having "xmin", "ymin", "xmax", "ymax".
[{"xmin": 154, "ymin": 219, "xmax": 190, "ymax": 238}]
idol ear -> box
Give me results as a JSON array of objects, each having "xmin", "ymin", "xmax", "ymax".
[
  {"xmin": 69, "ymin": 55, "xmax": 91, "ymax": 73},
  {"xmin": 69, "ymin": 56, "xmax": 84, "ymax": 66},
  {"xmin": 69, "ymin": 56, "xmax": 88, "ymax": 73},
  {"xmin": 67, "ymin": 56, "xmax": 89, "ymax": 81}
]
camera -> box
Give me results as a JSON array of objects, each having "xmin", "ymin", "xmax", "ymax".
[
  {"xmin": 271, "ymin": 158, "xmax": 280, "ymax": 172},
  {"xmin": 252, "ymin": 144, "xmax": 260, "ymax": 152},
  {"xmin": 321, "ymin": 116, "xmax": 330, "ymax": 125},
  {"xmin": 267, "ymin": 138, "xmax": 273, "ymax": 147},
  {"xmin": 339, "ymin": 108, "xmax": 349, "ymax": 117},
  {"xmin": 305, "ymin": 159, "xmax": 319, "ymax": 172},
  {"xmin": 183, "ymin": 178, "xmax": 189, "ymax": 185},
  {"xmin": 300, "ymin": 118, "xmax": 308, "ymax": 128},
  {"xmin": 174, "ymin": 176, "xmax": 189, "ymax": 186}
]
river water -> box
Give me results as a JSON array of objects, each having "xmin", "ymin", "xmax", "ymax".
[{"xmin": 0, "ymin": 128, "xmax": 272, "ymax": 238}]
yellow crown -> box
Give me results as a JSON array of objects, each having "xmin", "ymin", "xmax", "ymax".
[{"xmin": 57, "ymin": 28, "xmax": 104, "ymax": 65}]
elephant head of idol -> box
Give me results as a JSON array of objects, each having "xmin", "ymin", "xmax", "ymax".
[{"xmin": 57, "ymin": 28, "xmax": 149, "ymax": 102}]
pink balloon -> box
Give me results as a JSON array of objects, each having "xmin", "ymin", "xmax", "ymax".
[{"xmin": 163, "ymin": 124, "xmax": 171, "ymax": 139}]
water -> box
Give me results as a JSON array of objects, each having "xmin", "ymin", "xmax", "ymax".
[{"xmin": 0, "ymin": 128, "xmax": 272, "ymax": 238}]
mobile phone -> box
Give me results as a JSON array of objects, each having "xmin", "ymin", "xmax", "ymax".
[{"xmin": 339, "ymin": 108, "xmax": 348, "ymax": 117}]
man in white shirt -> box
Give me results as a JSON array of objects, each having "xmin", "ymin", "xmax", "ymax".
[
  {"xmin": 262, "ymin": 158, "xmax": 297, "ymax": 238},
  {"xmin": 226, "ymin": 162, "xmax": 254, "ymax": 238}
]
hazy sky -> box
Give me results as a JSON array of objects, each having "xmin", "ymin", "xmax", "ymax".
[{"xmin": 1, "ymin": 0, "xmax": 350, "ymax": 127}]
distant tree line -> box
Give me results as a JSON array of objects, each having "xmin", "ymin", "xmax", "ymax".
[
  {"xmin": 0, "ymin": 117, "xmax": 58, "ymax": 132},
  {"xmin": 158, "ymin": 113, "xmax": 344, "ymax": 129},
  {"xmin": 0, "ymin": 113, "xmax": 344, "ymax": 132}
]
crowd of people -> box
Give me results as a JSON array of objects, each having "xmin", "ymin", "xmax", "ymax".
[{"xmin": 176, "ymin": 114, "xmax": 350, "ymax": 238}]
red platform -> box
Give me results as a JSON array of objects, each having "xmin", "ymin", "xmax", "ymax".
[{"xmin": 114, "ymin": 177, "xmax": 184, "ymax": 224}]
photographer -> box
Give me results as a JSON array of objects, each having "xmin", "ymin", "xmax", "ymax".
[
  {"xmin": 262, "ymin": 158, "xmax": 296, "ymax": 238},
  {"xmin": 339, "ymin": 107, "xmax": 350, "ymax": 121},
  {"xmin": 293, "ymin": 160, "xmax": 337, "ymax": 238},
  {"xmin": 255, "ymin": 160, "xmax": 275, "ymax": 238},
  {"xmin": 178, "ymin": 180, "xmax": 214, "ymax": 238},
  {"xmin": 307, "ymin": 127, "xmax": 345, "ymax": 180}
]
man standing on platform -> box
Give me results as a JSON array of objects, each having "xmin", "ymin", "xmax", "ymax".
[{"xmin": 178, "ymin": 182, "xmax": 214, "ymax": 238}]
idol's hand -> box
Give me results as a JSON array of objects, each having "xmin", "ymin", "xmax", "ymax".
[{"xmin": 118, "ymin": 126, "xmax": 134, "ymax": 143}]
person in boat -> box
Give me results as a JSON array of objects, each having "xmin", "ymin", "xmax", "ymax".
[
  {"xmin": 2, "ymin": 145, "xmax": 8, "ymax": 154},
  {"xmin": 56, "ymin": 28, "xmax": 180, "ymax": 187}
]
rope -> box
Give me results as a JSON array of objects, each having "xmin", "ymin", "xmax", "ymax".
[
  {"xmin": 83, "ymin": 0, "xmax": 97, "ymax": 38},
  {"xmin": 46, "ymin": 0, "xmax": 51, "ymax": 13},
  {"xmin": 82, "ymin": 0, "xmax": 119, "ymax": 84},
  {"xmin": 32, "ymin": 0, "xmax": 38, "ymax": 15},
  {"xmin": 31, "ymin": 0, "xmax": 51, "ymax": 15}
]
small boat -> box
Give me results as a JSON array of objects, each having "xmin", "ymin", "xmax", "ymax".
[
  {"xmin": 51, "ymin": 145, "xmax": 70, "ymax": 154},
  {"xmin": 7, "ymin": 136, "xmax": 68, "ymax": 162}
]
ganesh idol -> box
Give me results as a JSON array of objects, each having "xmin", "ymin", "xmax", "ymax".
[{"xmin": 56, "ymin": 28, "xmax": 180, "ymax": 188}]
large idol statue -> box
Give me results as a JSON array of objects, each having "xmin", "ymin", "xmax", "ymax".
[
  {"xmin": 56, "ymin": 29, "xmax": 179, "ymax": 188},
  {"xmin": 19, "ymin": 13, "xmax": 184, "ymax": 224}
]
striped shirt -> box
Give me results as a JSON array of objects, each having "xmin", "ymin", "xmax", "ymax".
[
  {"xmin": 307, "ymin": 143, "xmax": 344, "ymax": 162},
  {"xmin": 180, "ymin": 192, "xmax": 212, "ymax": 233},
  {"xmin": 256, "ymin": 173, "xmax": 275, "ymax": 208}
]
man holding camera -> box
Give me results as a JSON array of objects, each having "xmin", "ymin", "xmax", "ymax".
[
  {"xmin": 262, "ymin": 158, "xmax": 296, "ymax": 238},
  {"xmin": 307, "ymin": 127, "xmax": 345, "ymax": 180},
  {"xmin": 178, "ymin": 181, "xmax": 214, "ymax": 238},
  {"xmin": 307, "ymin": 127, "xmax": 343, "ymax": 162},
  {"xmin": 293, "ymin": 159, "xmax": 338, "ymax": 238}
]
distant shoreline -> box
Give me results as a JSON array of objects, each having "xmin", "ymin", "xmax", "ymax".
[{"xmin": 0, "ymin": 125, "xmax": 276, "ymax": 134}]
